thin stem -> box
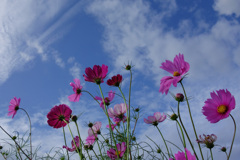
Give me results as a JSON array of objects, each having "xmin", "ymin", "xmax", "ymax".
[
  {"xmin": 82, "ymin": 90, "xmax": 100, "ymax": 105},
  {"xmin": 227, "ymin": 114, "xmax": 236, "ymax": 160},
  {"xmin": 176, "ymin": 120, "xmax": 188, "ymax": 160},
  {"xmin": 128, "ymin": 66, "xmax": 133, "ymax": 160},
  {"xmin": 91, "ymin": 128, "xmax": 104, "ymax": 160},
  {"xmin": 92, "ymin": 149, "xmax": 100, "ymax": 160},
  {"xmin": 1, "ymin": 153, "xmax": 7, "ymax": 160},
  {"xmin": 156, "ymin": 126, "xmax": 170, "ymax": 158},
  {"xmin": 180, "ymin": 81, "xmax": 204, "ymax": 160},
  {"xmin": 210, "ymin": 149, "xmax": 213, "ymax": 160},
  {"xmin": 74, "ymin": 121, "xmax": 83, "ymax": 159},
  {"xmin": 62, "ymin": 127, "xmax": 70, "ymax": 160}
]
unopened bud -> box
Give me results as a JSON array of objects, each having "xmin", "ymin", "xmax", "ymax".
[
  {"xmin": 175, "ymin": 93, "xmax": 184, "ymax": 102},
  {"xmin": 157, "ymin": 148, "xmax": 161, "ymax": 153},
  {"xmin": 170, "ymin": 113, "xmax": 178, "ymax": 121},
  {"xmin": 71, "ymin": 115, "xmax": 78, "ymax": 122},
  {"xmin": 12, "ymin": 136, "xmax": 17, "ymax": 140},
  {"xmin": 88, "ymin": 122, "xmax": 93, "ymax": 128},
  {"xmin": 221, "ymin": 147, "xmax": 227, "ymax": 152}
]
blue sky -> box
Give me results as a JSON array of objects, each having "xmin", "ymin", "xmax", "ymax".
[{"xmin": 0, "ymin": 0, "xmax": 240, "ymax": 159}]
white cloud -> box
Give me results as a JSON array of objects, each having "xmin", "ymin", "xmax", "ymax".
[
  {"xmin": 69, "ymin": 62, "xmax": 81, "ymax": 79},
  {"xmin": 213, "ymin": 0, "xmax": 240, "ymax": 17}
]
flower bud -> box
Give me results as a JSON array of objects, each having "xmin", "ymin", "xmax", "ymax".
[
  {"xmin": 175, "ymin": 93, "xmax": 184, "ymax": 102},
  {"xmin": 88, "ymin": 122, "xmax": 93, "ymax": 128},
  {"xmin": 134, "ymin": 108, "xmax": 140, "ymax": 112},
  {"xmin": 0, "ymin": 146, "xmax": 2, "ymax": 149},
  {"xmin": 105, "ymin": 139, "xmax": 109, "ymax": 144},
  {"xmin": 12, "ymin": 136, "xmax": 17, "ymax": 140},
  {"xmin": 221, "ymin": 147, "xmax": 227, "ymax": 152},
  {"xmin": 71, "ymin": 115, "xmax": 78, "ymax": 122},
  {"xmin": 170, "ymin": 113, "xmax": 178, "ymax": 121},
  {"xmin": 132, "ymin": 136, "xmax": 136, "ymax": 141},
  {"xmin": 125, "ymin": 64, "xmax": 132, "ymax": 70},
  {"xmin": 157, "ymin": 148, "xmax": 161, "ymax": 153}
]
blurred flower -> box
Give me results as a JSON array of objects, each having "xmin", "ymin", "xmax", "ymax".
[
  {"xmin": 159, "ymin": 53, "xmax": 190, "ymax": 94},
  {"xmin": 83, "ymin": 64, "xmax": 108, "ymax": 84},
  {"xmin": 172, "ymin": 148, "xmax": 196, "ymax": 160},
  {"xmin": 107, "ymin": 142, "xmax": 126, "ymax": 160},
  {"xmin": 47, "ymin": 104, "xmax": 72, "ymax": 129},
  {"xmin": 197, "ymin": 134, "xmax": 217, "ymax": 149},
  {"xmin": 202, "ymin": 89, "xmax": 235, "ymax": 123},
  {"xmin": 95, "ymin": 91, "xmax": 115, "ymax": 109},
  {"xmin": 108, "ymin": 103, "xmax": 128, "ymax": 123},
  {"xmin": 68, "ymin": 78, "xmax": 83, "ymax": 102},
  {"xmin": 85, "ymin": 135, "xmax": 97, "ymax": 147},
  {"xmin": 144, "ymin": 112, "xmax": 166, "ymax": 126},
  {"xmin": 107, "ymin": 74, "xmax": 123, "ymax": 87},
  {"xmin": 63, "ymin": 136, "xmax": 80, "ymax": 152},
  {"xmin": 106, "ymin": 123, "xmax": 118, "ymax": 131},
  {"xmin": 88, "ymin": 121, "xmax": 102, "ymax": 136},
  {"xmin": 8, "ymin": 97, "xmax": 21, "ymax": 119}
]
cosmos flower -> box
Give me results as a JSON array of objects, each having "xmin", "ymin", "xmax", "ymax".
[
  {"xmin": 8, "ymin": 97, "xmax": 21, "ymax": 119},
  {"xmin": 197, "ymin": 134, "xmax": 217, "ymax": 149},
  {"xmin": 88, "ymin": 121, "xmax": 102, "ymax": 136},
  {"xmin": 86, "ymin": 135, "xmax": 97, "ymax": 147},
  {"xmin": 159, "ymin": 53, "xmax": 190, "ymax": 94},
  {"xmin": 63, "ymin": 136, "xmax": 80, "ymax": 152},
  {"xmin": 83, "ymin": 64, "xmax": 108, "ymax": 84},
  {"xmin": 107, "ymin": 142, "xmax": 126, "ymax": 160},
  {"xmin": 202, "ymin": 89, "xmax": 235, "ymax": 123},
  {"xmin": 144, "ymin": 112, "xmax": 166, "ymax": 126},
  {"xmin": 47, "ymin": 104, "xmax": 72, "ymax": 129},
  {"xmin": 108, "ymin": 103, "xmax": 128, "ymax": 123},
  {"xmin": 106, "ymin": 123, "xmax": 118, "ymax": 131},
  {"xmin": 95, "ymin": 91, "xmax": 115, "ymax": 109},
  {"xmin": 68, "ymin": 78, "xmax": 83, "ymax": 102},
  {"xmin": 170, "ymin": 148, "xmax": 196, "ymax": 160},
  {"xmin": 107, "ymin": 74, "xmax": 123, "ymax": 87}
]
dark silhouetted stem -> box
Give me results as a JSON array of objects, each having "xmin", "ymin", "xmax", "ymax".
[{"xmin": 227, "ymin": 114, "xmax": 236, "ymax": 160}]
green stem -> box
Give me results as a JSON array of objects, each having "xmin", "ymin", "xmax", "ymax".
[
  {"xmin": 180, "ymin": 81, "xmax": 204, "ymax": 160},
  {"xmin": 92, "ymin": 149, "xmax": 100, "ymax": 160},
  {"xmin": 176, "ymin": 120, "xmax": 188, "ymax": 160},
  {"xmin": 62, "ymin": 127, "xmax": 70, "ymax": 160},
  {"xmin": 91, "ymin": 128, "xmax": 104, "ymax": 160},
  {"xmin": 128, "ymin": 70, "xmax": 133, "ymax": 160},
  {"xmin": 156, "ymin": 126, "xmax": 170, "ymax": 158},
  {"xmin": 82, "ymin": 90, "xmax": 100, "ymax": 105},
  {"xmin": 227, "ymin": 114, "xmax": 236, "ymax": 160},
  {"xmin": 74, "ymin": 121, "xmax": 83, "ymax": 159},
  {"xmin": 210, "ymin": 149, "xmax": 213, "ymax": 160}
]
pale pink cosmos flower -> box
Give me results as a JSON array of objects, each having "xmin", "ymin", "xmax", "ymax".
[
  {"xmin": 170, "ymin": 148, "xmax": 196, "ymax": 160},
  {"xmin": 85, "ymin": 135, "xmax": 97, "ymax": 147},
  {"xmin": 107, "ymin": 142, "xmax": 126, "ymax": 160},
  {"xmin": 159, "ymin": 53, "xmax": 190, "ymax": 94},
  {"xmin": 197, "ymin": 134, "xmax": 217, "ymax": 149},
  {"xmin": 8, "ymin": 97, "xmax": 21, "ymax": 119},
  {"xmin": 68, "ymin": 78, "xmax": 83, "ymax": 102},
  {"xmin": 83, "ymin": 64, "xmax": 108, "ymax": 84},
  {"xmin": 88, "ymin": 121, "xmax": 102, "ymax": 136},
  {"xmin": 108, "ymin": 103, "xmax": 128, "ymax": 123},
  {"xmin": 144, "ymin": 112, "xmax": 166, "ymax": 126},
  {"xmin": 95, "ymin": 91, "xmax": 115, "ymax": 109},
  {"xmin": 202, "ymin": 89, "xmax": 235, "ymax": 123},
  {"xmin": 63, "ymin": 136, "xmax": 80, "ymax": 152}
]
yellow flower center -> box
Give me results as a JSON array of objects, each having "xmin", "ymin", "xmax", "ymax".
[
  {"xmin": 217, "ymin": 105, "xmax": 227, "ymax": 114},
  {"xmin": 173, "ymin": 71, "xmax": 180, "ymax": 76},
  {"xmin": 115, "ymin": 150, "xmax": 121, "ymax": 156}
]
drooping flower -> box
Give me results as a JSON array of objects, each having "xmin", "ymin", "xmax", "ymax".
[
  {"xmin": 63, "ymin": 136, "xmax": 80, "ymax": 152},
  {"xmin": 202, "ymin": 89, "xmax": 235, "ymax": 123},
  {"xmin": 144, "ymin": 112, "xmax": 166, "ymax": 126},
  {"xmin": 159, "ymin": 53, "xmax": 190, "ymax": 94},
  {"xmin": 8, "ymin": 97, "xmax": 21, "ymax": 119},
  {"xmin": 47, "ymin": 104, "xmax": 72, "ymax": 129},
  {"xmin": 68, "ymin": 78, "xmax": 83, "ymax": 102},
  {"xmin": 95, "ymin": 91, "xmax": 115, "ymax": 109},
  {"xmin": 85, "ymin": 135, "xmax": 97, "ymax": 147},
  {"xmin": 83, "ymin": 64, "xmax": 108, "ymax": 84},
  {"xmin": 108, "ymin": 103, "xmax": 128, "ymax": 123},
  {"xmin": 107, "ymin": 74, "xmax": 123, "ymax": 87},
  {"xmin": 197, "ymin": 134, "xmax": 217, "ymax": 149},
  {"xmin": 172, "ymin": 148, "xmax": 196, "ymax": 160},
  {"xmin": 107, "ymin": 142, "xmax": 126, "ymax": 160},
  {"xmin": 88, "ymin": 121, "xmax": 102, "ymax": 136}
]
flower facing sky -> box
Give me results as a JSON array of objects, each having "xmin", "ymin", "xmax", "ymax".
[
  {"xmin": 107, "ymin": 142, "xmax": 126, "ymax": 160},
  {"xmin": 144, "ymin": 112, "xmax": 166, "ymax": 126},
  {"xmin": 83, "ymin": 64, "xmax": 108, "ymax": 84},
  {"xmin": 95, "ymin": 91, "xmax": 115, "ymax": 109},
  {"xmin": 88, "ymin": 121, "xmax": 102, "ymax": 136},
  {"xmin": 202, "ymin": 89, "xmax": 235, "ymax": 123},
  {"xmin": 159, "ymin": 53, "xmax": 190, "ymax": 94},
  {"xmin": 108, "ymin": 103, "xmax": 128, "ymax": 123},
  {"xmin": 107, "ymin": 74, "xmax": 123, "ymax": 87},
  {"xmin": 47, "ymin": 104, "xmax": 72, "ymax": 129},
  {"xmin": 63, "ymin": 136, "xmax": 80, "ymax": 152},
  {"xmin": 197, "ymin": 134, "xmax": 217, "ymax": 149},
  {"xmin": 68, "ymin": 78, "xmax": 83, "ymax": 102},
  {"xmin": 170, "ymin": 148, "xmax": 196, "ymax": 160},
  {"xmin": 8, "ymin": 97, "xmax": 21, "ymax": 119}
]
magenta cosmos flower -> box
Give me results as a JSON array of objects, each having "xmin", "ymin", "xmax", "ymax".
[
  {"xmin": 85, "ymin": 135, "xmax": 97, "ymax": 147},
  {"xmin": 68, "ymin": 78, "xmax": 83, "ymax": 102},
  {"xmin": 159, "ymin": 53, "xmax": 190, "ymax": 94},
  {"xmin": 197, "ymin": 134, "xmax": 217, "ymax": 149},
  {"xmin": 144, "ymin": 112, "xmax": 166, "ymax": 126},
  {"xmin": 107, "ymin": 74, "xmax": 123, "ymax": 87},
  {"xmin": 107, "ymin": 142, "xmax": 126, "ymax": 160},
  {"xmin": 63, "ymin": 136, "xmax": 80, "ymax": 152},
  {"xmin": 47, "ymin": 104, "xmax": 72, "ymax": 129},
  {"xmin": 169, "ymin": 148, "xmax": 196, "ymax": 160},
  {"xmin": 88, "ymin": 121, "xmax": 102, "ymax": 136},
  {"xmin": 202, "ymin": 89, "xmax": 235, "ymax": 123},
  {"xmin": 108, "ymin": 103, "xmax": 128, "ymax": 123},
  {"xmin": 95, "ymin": 91, "xmax": 115, "ymax": 109},
  {"xmin": 83, "ymin": 64, "xmax": 108, "ymax": 84},
  {"xmin": 8, "ymin": 97, "xmax": 21, "ymax": 119}
]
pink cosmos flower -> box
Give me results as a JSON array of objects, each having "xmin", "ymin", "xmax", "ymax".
[
  {"xmin": 47, "ymin": 104, "xmax": 72, "ymax": 129},
  {"xmin": 63, "ymin": 136, "xmax": 80, "ymax": 152},
  {"xmin": 68, "ymin": 78, "xmax": 83, "ymax": 102},
  {"xmin": 144, "ymin": 112, "xmax": 166, "ymax": 126},
  {"xmin": 8, "ymin": 97, "xmax": 21, "ymax": 119},
  {"xmin": 197, "ymin": 134, "xmax": 217, "ymax": 149},
  {"xmin": 83, "ymin": 64, "xmax": 108, "ymax": 84},
  {"xmin": 159, "ymin": 53, "xmax": 190, "ymax": 94},
  {"xmin": 106, "ymin": 123, "xmax": 118, "ymax": 131},
  {"xmin": 88, "ymin": 121, "xmax": 102, "ymax": 136},
  {"xmin": 95, "ymin": 91, "xmax": 115, "ymax": 109},
  {"xmin": 202, "ymin": 89, "xmax": 235, "ymax": 123},
  {"xmin": 107, "ymin": 74, "xmax": 123, "ymax": 87},
  {"xmin": 107, "ymin": 142, "xmax": 126, "ymax": 160},
  {"xmin": 108, "ymin": 103, "xmax": 128, "ymax": 123},
  {"xmin": 171, "ymin": 148, "xmax": 196, "ymax": 160},
  {"xmin": 86, "ymin": 135, "xmax": 97, "ymax": 147}
]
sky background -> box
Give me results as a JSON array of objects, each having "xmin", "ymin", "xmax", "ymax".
[{"xmin": 0, "ymin": 0, "xmax": 240, "ymax": 159}]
